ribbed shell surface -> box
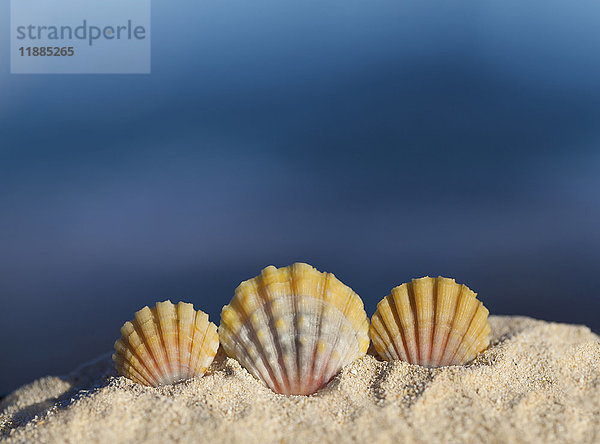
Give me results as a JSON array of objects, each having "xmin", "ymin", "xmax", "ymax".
[
  {"xmin": 370, "ymin": 277, "xmax": 491, "ymax": 367},
  {"xmin": 113, "ymin": 300, "xmax": 219, "ymax": 386},
  {"xmin": 219, "ymin": 263, "xmax": 370, "ymax": 395}
]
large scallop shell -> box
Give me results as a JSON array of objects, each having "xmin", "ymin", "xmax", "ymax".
[
  {"xmin": 370, "ymin": 277, "xmax": 491, "ymax": 367},
  {"xmin": 113, "ymin": 300, "xmax": 219, "ymax": 386},
  {"xmin": 219, "ymin": 263, "xmax": 370, "ymax": 395}
]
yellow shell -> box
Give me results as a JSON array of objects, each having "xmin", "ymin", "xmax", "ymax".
[
  {"xmin": 113, "ymin": 300, "xmax": 219, "ymax": 386},
  {"xmin": 370, "ymin": 277, "xmax": 491, "ymax": 367},
  {"xmin": 219, "ymin": 263, "xmax": 370, "ymax": 395}
]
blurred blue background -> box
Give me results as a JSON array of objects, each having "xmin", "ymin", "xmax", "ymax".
[{"xmin": 1, "ymin": 0, "xmax": 599, "ymax": 395}]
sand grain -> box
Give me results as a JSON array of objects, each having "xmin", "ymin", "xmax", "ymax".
[{"xmin": 1, "ymin": 316, "xmax": 599, "ymax": 443}]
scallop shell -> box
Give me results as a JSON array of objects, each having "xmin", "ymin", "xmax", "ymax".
[
  {"xmin": 370, "ymin": 277, "xmax": 491, "ymax": 367},
  {"xmin": 113, "ymin": 300, "xmax": 219, "ymax": 386},
  {"xmin": 219, "ymin": 263, "xmax": 370, "ymax": 395}
]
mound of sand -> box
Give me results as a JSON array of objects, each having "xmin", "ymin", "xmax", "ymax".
[{"xmin": 1, "ymin": 316, "xmax": 599, "ymax": 443}]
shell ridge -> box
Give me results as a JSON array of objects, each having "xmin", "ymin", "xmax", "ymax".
[
  {"xmin": 193, "ymin": 316, "xmax": 219, "ymax": 377},
  {"xmin": 239, "ymin": 309, "xmax": 284, "ymax": 393},
  {"xmin": 174, "ymin": 304, "xmax": 181, "ymax": 380},
  {"xmin": 175, "ymin": 303, "xmax": 189, "ymax": 379},
  {"xmin": 312, "ymin": 330, "xmax": 339, "ymax": 387},
  {"xmin": 258, "ymin": 305, "xmax": 288, "ymax": 392},
  {"xmin": 294, "ymin": 297, "xmax": 319, "ymax": 394},
  {"xmin": 267, "ymin": 271, "xmax": 300, "ymax": 393},
  {"xmin": 198, "ymin": 324, "xmax": 219, "ymax": 373},
  {"xmin": 114, "ymin": 356, "xmax": 149, "ymax": 385},
  {"xmin": 386, "ymin": 295, "xmax": 410, "ymax": 361},
  {"xmin": 220, "ymin": 323, "xmax": 269, "ymax": 386},
  {"xmin": 240, "ymin": 279, "xmax": 286, "ymax": 391},
  {"xmin": 113, "ymin": 343, "xmax": 154, "ymax": 386},
  {"xmin": 154, "ymin": 304, "xmax": 176, "ymax": 384},
  {"xmin": 386, "ymin": 295, "xmax": 410, "ymax": 362},
  {"xmin": 190, "ymin": 315, "xmax": 210, "ymax": 376},
  {"xmin": 149, "ymin": 306, "xmax": 171, "ymax": 383},
  {"xmin": 305, "ymin": 273, "xmax": 327, "ymax": 393},
  {"xmin": 290, "ymin": 281, "xmax": 300, "ymax": 391},
  {"xmin": 285, "ymin": 267, "xmax": 301, "ymax": 392},
  {"xmin": 430, "ymin": 278, "xmax": 459, "ymax": 366},
  {"xmin": 138, "ymin": 307, "xmax": 171, "ymax": 379},
  {"xmin": 327, "ymin": 285, "xmax": 368, "ymax": 382},
  {"xmin": 130, "ymin": 315, "xmax": 164, "ymax": 385},
  {"xmin": 124, "ymin": 362, "xmax": 150, "ymax": 385},
  {"xmin": 170, "ymin": 303, "xmax": 184, "ymax": 381},
  {"xmin": 413, "ymin": 277, "xmax": 435, "ymax": 366},
  {"xmin": 220, "ymin": 309, "xmax": 281, "ymax": 392},
  {"xmin": 430, "ymin": 278, "xmax": 439, "ymax": 365},
  {"xmin": 314, "ymin": 309, "xmax": 345, "ymax": 388},
  {"xmin": 310, "ymin": 275, "xmax": 341, "ymax": 386},
  {"xmin": 257, "ymin": 276, "xmax": 291, "ymax": 394},
  {"xmin": 390, "ymin": 285, "xmax": 419, "ymax": 363},
  {"xmin": 114, "ymin": 331, "xmax": 150, "ymax": 385},
  {"xmin": 370, "ymin": 313, "xmax": 398, "ymax": 360},
  {"xmin": 339, "ymin": 284, "xmax": 366, "ymax": 362},
  {"xmin": 317, "ymin": 274, "xmax": 337, "ymax": 387},
  {"xmin": 470, "ymin": 324, "xmax": 491, "ymax": 360},
  {"xmin": 221, "ymin": 281, "xmax": 279, "ymax": 389},
  {"xmin": 341, "ymin": 287, "xmax": 364, "ymax": 363},
  {"xmin": 291, "ymin": 264, "xmax": 324, "ymax": 394},
  {"xmin": 119, "ymin": 333, "xmax": 158, "ymax": 385},
  {"xmin": 452, "ymin": 304, "xmax": 489, "ymax": 364},
  {"xmin": 406, "ymin": 282, "xmax": 421, "ymax": 364},
  {"xmin": 341, "ymin": 285, "xmax": 370, "ymax": 357},
  {"xmin": 438, "ymin": 289, "xmax": 467, "ymax": 366},
  {"xmin": 443, "ymin": 295, "xmax": 480, "ymax": 366},
  {"xmin": 188, "ymin": 312, "xmax": 206, "ymax": 374},
  {"xmin": 315, "ymin": 279, "xmax": 355, "ymax": 386},
  {"xmin": 372, "ymin": 301, "xmax": 400, "ymax": 361},
  {"xmin": 184, "ymin": 308, "xmax": 199, "ymax": 379},
  {"xmin": 432, "ymin": 323, "xmax": 451, "ymax": 366}
]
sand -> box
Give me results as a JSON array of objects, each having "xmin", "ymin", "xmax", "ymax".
[{"xmin": 1, "ymin": 316, "xmax": 599, "ymax": 443}]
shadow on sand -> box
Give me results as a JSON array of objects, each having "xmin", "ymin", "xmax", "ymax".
[{"xmin": 0, "ymin": 353, "xmax": 116, "ymax": 436}]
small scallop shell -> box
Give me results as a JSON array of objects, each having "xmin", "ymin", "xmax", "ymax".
[
  {"xmin": 219, "ymin": 263, "xmax": 370, "ymax": 395},
  {"xmin": 370, "ymin": 277, "xmax": 491, "ymax": 367},
  {"xmin": 113, "ymin": 300, "xmax": 219, "ymax": 386}
]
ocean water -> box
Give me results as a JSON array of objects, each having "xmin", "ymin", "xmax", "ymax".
[{"xmin": 1, "ymin": 0, "xmax": 599, "ymax": 395}]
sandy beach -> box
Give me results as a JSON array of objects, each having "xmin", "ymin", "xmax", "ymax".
[{"xmin": 1, "ymin": 316, "xmax": 599, "ymax": 443}]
